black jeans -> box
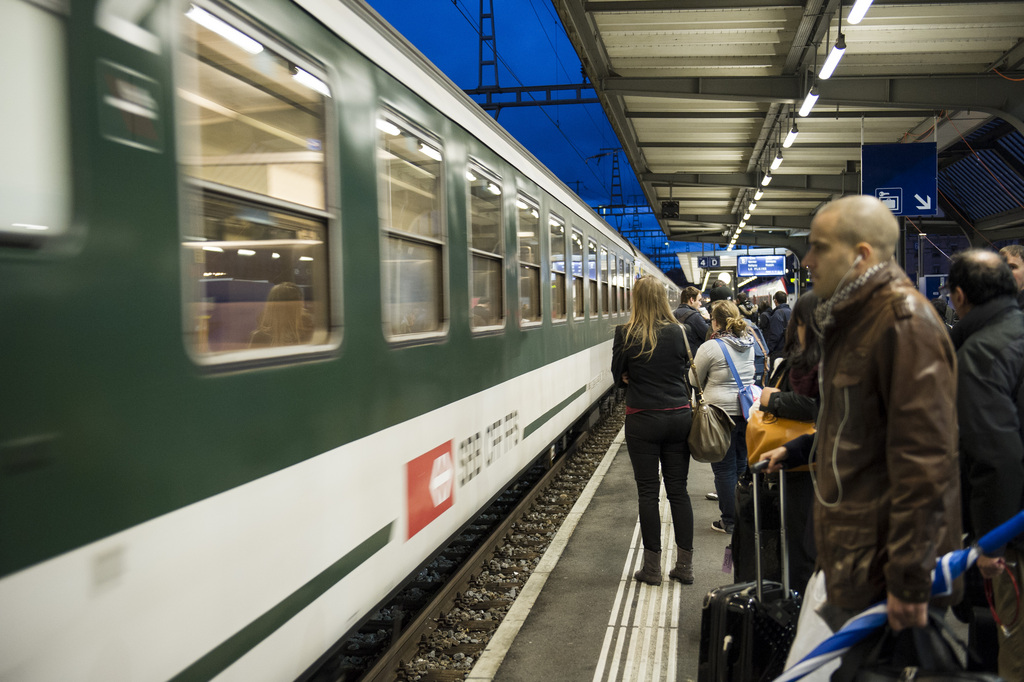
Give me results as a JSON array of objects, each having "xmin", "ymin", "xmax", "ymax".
[{"xmin": 624, "ymin": 408, "xmax": 694, "ymax": 553}]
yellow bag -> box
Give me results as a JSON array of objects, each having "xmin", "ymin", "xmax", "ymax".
[{"xmin": 745, "ymin": 408, "xmax": 814, "ymax": 467}]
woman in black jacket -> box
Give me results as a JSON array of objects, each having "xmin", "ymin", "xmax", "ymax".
[{"xmin": 612, "ymin": 276, "xmax": 694, "ymax": 585}]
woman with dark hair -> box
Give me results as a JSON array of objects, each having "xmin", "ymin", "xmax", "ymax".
[
  {"xmin": 612, "ymin": 276, "xmax": 695, "ymax": 585},
  {"xmin": 756, "ymin": 290, "xmax": 820, "ymax": 589},
  {"xmin": 690, "ymin": 300, "xmax": 757, "ymax": 534}
]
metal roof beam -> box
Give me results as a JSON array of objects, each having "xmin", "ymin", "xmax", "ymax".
[
  {"xmin": 602, "ymin": 74, "xmax": 1024, "ymax": 135},
  {"xmin": 583, "ymin": 0, "xmax": 803, "ymax": 10},
  {"xmin": 642, "ymin": 171, "xmax": 855, "ymax": 195}
]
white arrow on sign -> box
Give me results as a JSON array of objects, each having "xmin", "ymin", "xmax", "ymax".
[
  {"xmin": 429, "ymin": 452, "xmax": 454, "ymax": 507},
  {"xmin": 914, "ymin": 194, "xmax": 932, "ymax": 210}
]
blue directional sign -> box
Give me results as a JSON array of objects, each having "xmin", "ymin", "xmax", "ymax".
[
  {"xmin": 737, "ymin": 255, "xmax": 786, "ymax": 277},
  {"xmin": 861, "ymin": 142, "xmax": 937, "ymax": 216},
  {"xmin": 698, "ymin": 256, "xmax": 720, "ymax": 269}
]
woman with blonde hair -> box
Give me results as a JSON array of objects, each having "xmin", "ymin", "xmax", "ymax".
[
  {"xmin": 611, "ymin": 276, "xmax": 694, "ymax": 585},
  {"xmin": 689, "ymin": 299, "xmax": 756, "ymax": 534}
]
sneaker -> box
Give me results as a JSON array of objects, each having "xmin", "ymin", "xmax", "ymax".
[
  {"xmin": 705, "ymin": 492, "xmax": 719, "ymax": 501},
  {"xmin": 712, "ymin": 520, "xmax": 734, "ymax": 534}
]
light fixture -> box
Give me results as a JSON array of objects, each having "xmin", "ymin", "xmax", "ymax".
[
  {"xmin": 486, "ymin": 182, "xmax": 501, "ymax": 195},
  {"xmin": 466, "ymin": 170, "xmax": 478, "ymax": 182},
  {"xmin": 819, "ymin": 34, "xmax": 847, "ymax": 79},
  {"xmin": 799, "ymin": 85, "xmax": 820, "ymax": 117},
  {"xmin": 299, "ymin": 256, "xmax": 314, "ymax": 261},
  {"xmin": 419, "ymin": 143, "xmax": 442, "ymax": 161},
  {"xmin": 202, "ymin": 246, "xmax": 224, "ymax": 253},
  {"xmin": 739, "ymin": 220, "xmax": 747, "ymax": 228},
  {"xmin": 783, "ymin": 123, "xmax": 799, "ymax": 148},
  {"xmin": 186, "ymin": 5, "xmax": 263, "ymax": 54},
  {"xmin": 770, "ymin": 152, "xmax": 784, "ymax": 170},
  {"xmin": 761, "ymin": 171, "xmax": 773, "ymax": 186},
  {"xmin": 516, "ymin": 199, "xmax": 529, "ymax": 210},
  {"xmin": 272, "ymin": 253, "xmax": 281, "ymax": 259},
  {"xmin": 748, "ymin": 202, "xmax": 757, "ymax": 212},
  {"xmin": 736, "ymin": 228, "xmax": 743, "ymax": 234},
  {"xmin": 847, "ymin": 0, "xmax": 874, "ymax": 24},
  {"xmin": 743, "ymin": 212, "xmax": 752, "ymax": 221},
  {"xmin": 754, "ymin": 189, "xmax": 764, "ymax": 201},
  {"xmin": 376, "ymin": 119, "xmax": 400, "ymax": 136},
  {"xmin": 292, "ymin": 68, "xmax": 331, "ymax": 97},
  {"xmin": 237, "ymin": 248, "xmax": 256, "ymax": 256}
]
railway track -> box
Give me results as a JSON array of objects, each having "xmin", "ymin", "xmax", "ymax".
[{"xmin": 301, "ymin": 397, "xmax": 626, "ymax": 682}]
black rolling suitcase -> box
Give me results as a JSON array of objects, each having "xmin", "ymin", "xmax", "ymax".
[{"xmin": 698, "ymin": 468, "xmax": 801, "ymax": 682}]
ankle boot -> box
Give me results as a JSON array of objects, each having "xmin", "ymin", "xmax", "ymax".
[
  {"xmin": 634, "ymin": 549, "xmax": 662, "ymax": 585},
  {"xmin": 669, "ymin": 548, "xmax": 694, "ymax": 584}
]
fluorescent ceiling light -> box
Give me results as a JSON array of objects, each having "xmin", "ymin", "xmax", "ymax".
[
  {"xmin": 466, "ymin": 170, "xmax": 477, "ymax": 182},
  {"xmin": 748, "ymin": 202, "xmax": 757, "ymax": 212},
  {"xmin": 419, "ymin": 143, "xmax": 442, "ymax": 161},
  {"xmin": 186, "ymin": 5, "xmax": 263, "ymax": 54},
  {"xmin": 743, "ymin": 212, "xmax": 751, "ymax": 221},
  {"xmin": 516, "ymin": 199, "xmax": 529, "ymax": 210},
  {"xmin": 487, "ymin": 183, "xmax": 501, "ymax": 195},
  {"xmin": 783, "ymin": 124, "xmax": 799, "ymax": 148},
  {"xmin": 761, "ymin": 172, "xmax": 773, "ymax": 186},
  {"xmin": 299, "ymin": 256, "xmax": 314, "ymax": 261},
  {"xmin": 771, "ymin": 152, "xmax": 783, "ymax": 170},
  {"xmin": 13, "ymin": 223, "xmax": 49, "ymax": 230},
  {"xmin": 202, "ymin": 246, "xmax": 224, "ymax": 253},
  {"xmin": 237, "ymin": 248, "xmax": 256, "ymax": 256},
  {"xmin": 292, "ymin": 68, "xmax": 331, "ymax": 97},
  {"xmin": 739, "ymin": 220, "xmax": 747, "ymax": 228},
  {"xmin": 754, "ymin": 189, "xmax": 764, "ymax": 201},
  {"xmin": 819, "ymin": 34, "xmax": 847, "ymax": 80},
  {"xmin": 847, "ymin": 0, "xmax": 874, "ymax": 24},
  {"xmin": 376, "ymin": 119, "xmax": 400, "ymax": 136},
  {"xmin": 272, "ymin": 253, "xmax": 280, "ymax": 259},
  {"xmin": 799, "ymin": 86, "xmax": 819, "ymax": 117}
]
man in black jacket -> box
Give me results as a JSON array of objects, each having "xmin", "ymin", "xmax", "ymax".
[
  {"xmin": 672, "ymin": 286, "xmax": 708, "ymax": 352},
  {"xmin": 949, "ymin": 248, "xmax": 1024, "ymax": 681},
  {"xmin": 764, "ymin": 290, "xmax": 791, "ymax": 355}
]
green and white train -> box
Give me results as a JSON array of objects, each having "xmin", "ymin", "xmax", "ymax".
[{"xmin": 0, "ymin": 0, "xmax": 677, "ymax": 678}]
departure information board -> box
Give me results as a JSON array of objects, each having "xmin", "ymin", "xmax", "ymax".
[{"xmin": 737, "ymin": 255, "xmax": 785, "ymax": 277}]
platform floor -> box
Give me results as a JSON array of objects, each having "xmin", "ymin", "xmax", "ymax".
[{"xmin": 468, "ymin": 427, "xmax": 734, "ymax": 682}]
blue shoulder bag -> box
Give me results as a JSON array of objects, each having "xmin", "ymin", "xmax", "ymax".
[{"xmin": 715, "ymin": 339, "xmax": 755, "ymax": 417}]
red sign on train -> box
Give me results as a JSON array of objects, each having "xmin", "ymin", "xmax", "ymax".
[{"xmin": 406, "ymin": 441, "xmax": 455, "ymax": 539}]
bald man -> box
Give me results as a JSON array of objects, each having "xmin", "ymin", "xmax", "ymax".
[{"xmin": 761, "ymin": 195, "xmax": 962, "ymax": 638}]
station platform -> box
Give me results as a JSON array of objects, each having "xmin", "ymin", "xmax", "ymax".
[{"xmin": 468, "ymin": 426, "xmax": 734, "ymax": 682}]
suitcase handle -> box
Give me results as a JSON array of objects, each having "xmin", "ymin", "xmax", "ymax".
[{"xmin": 751, "ymin": 469, "xmax": 789, "ymax": 601}]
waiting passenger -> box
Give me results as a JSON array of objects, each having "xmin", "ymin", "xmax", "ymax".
[
  {"xmin": 611, "ymin": 276, "xmax": 695, "ymax": 586},
  {"xmin": 948, "ymin": 248, "xmax": 1024, "ymax": 680},
  {"xmin": 755, "ymin": 291, "xmax": 819, "ymax": 591},
  {"xmin": 672, "ymin": 286, "xmax": 708, "ymax": 352},
  {"xmin": 249, "ymin": 282, "xmax": 313, "ymax": 347},
  {"xmin": 999, "ymin": 243, "xmax": 1024, "ymax": 310},
  {"xmin": 689, "ymin": 300, "xmax": 757, "ymax": 534},
  {"xmin": 764, "ymin": 290, "xmax": 791, "ymax": 357}
]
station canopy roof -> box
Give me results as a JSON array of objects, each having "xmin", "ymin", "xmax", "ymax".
[{"xmin": 551, "ymin": 0, "xmax": 1024, "ymax": 255}]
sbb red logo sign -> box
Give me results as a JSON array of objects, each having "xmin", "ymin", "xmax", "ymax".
[{"xmin": 406, "ymin": 441, "xmax": 454, "ymax": 539}]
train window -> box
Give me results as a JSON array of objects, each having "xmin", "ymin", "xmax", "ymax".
[
  {"xmin": 618, "ymin": 257, "xmax": 626, "ymax": 312},
  {"xmin": 549, "ymin": 213, "xmax": 566, "ymax": 322},
  {"xmin": 178, "ymin": 2, "xmax": 332, "ymax": 358},
  {"xmin": 588, "ymin": 238, "xmax": 598, "ymax": 317},
  {"xmin": 468, "ymin": 162, "xmax": 503, "ymax": 331},
  {"xmin": 609, "ymin": 255, "xmax": 618, "ymax": 315},
  {"xmin": 1, "ymin": 0, "xmax": 71, "ymax": 246},
  {"xmin": 377, "ymin": 113, "xmax": 447, "ymax": 339},
  {"xmin": 570, "ymin": 229, "xmax": 584, "ymax": 320},
  {"xmin": 625, "ymin": 262, "xmax": 633, "ymax": 310},
  {"xmin": 517, "ymin": 193, "xmax": 541, "ymax": 325},
  {"xmin": 600, "ymin": 247, "xmax": 610, "ymax": 316}
]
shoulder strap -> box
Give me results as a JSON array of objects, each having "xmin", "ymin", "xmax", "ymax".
[
  {"xmin": 681, "ymin": 325, "xmax": 706, "ymax": 399},
  {"xmin": 715, "ymin": 338, "xmax": 745, "ymax": 390}
]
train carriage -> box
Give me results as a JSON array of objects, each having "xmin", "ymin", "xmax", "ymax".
[{"xmin": 0, "ymin": 0, "xmax": 677, "ymax": 679}]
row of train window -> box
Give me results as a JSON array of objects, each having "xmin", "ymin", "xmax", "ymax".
[{"xmin": 175, "ymin": 1, "xmax": 634, "ymax": 360}]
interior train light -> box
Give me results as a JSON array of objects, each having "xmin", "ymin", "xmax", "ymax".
[
  {"xmin": 292, "ymin": 68, "xmax": 331, "ymax": 97},
  {"xmin": 486, "ymin": 182, "xmax": 501, "ymax": 195},
  {"xmin": 419, "ymin": 143, "xmax": 442, "ymax": 161},
  {"xmin": 186, "ymin": 5, "xmax": 263, "ymax": 54},
  {"xmin": 466, "ymin": 170, "xmax": 477, "ymax": 182},
  {"xmin": 847, "ymin": 0, "xmax": 874, "ymax": 24},
  {"xmin": 376, "ymin": 119, "xmax": 400, "ymax": 136},
  {"xmin": 299, "ymin": 256, "xmax": 314, "ymax": 261},
  {"xmin": 819, "ymin": 34, "xmax": 847, "ymax": 80},
  {"xmin": 237, "ymin": 249, "xmax": 256, "ymax": 256},
  {"xmin": 783, "ymin": 124, "xmax": 799, "ymax": 148},
  {"xmin": 799, "ymin": 85, "xmax": 820, "ymax": 117}
]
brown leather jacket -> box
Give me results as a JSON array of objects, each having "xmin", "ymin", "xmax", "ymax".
[{"xmin": 812, "ymin": 261, "xmax": 962, "ymax": 611}]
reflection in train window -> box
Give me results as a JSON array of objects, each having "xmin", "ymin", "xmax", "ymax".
[
  {"xmin": 178, "ymin": 2, "xmax": 331, "ymax": 358},
  {"xmin": 377, "ymin": 114, "xmax": 447, "ymax": 339},
  {"xmin": 609, "ymin": 254, "xmax": 618, "ymax": 315},
  {"xmin": 625, "ymin": 262, "xmax": 633, "ymax": 310},
  {"xmin": 588, "ymin": 238, "xmax": 598, "ymax": 317},
  {"xmin": 601, "ymin": 247, "xmax": 610, "ymax": 316},
  {"xmin": 517, "ymin": 194, "xmax": 541, "ymax": 325},
  {"xmin": 468, "ymin": 163, "xmax": 504, "ymax": 330},
  {"xmin": 571, "ymin": 229, "xmax": 584, "ymax": 320},
  {"xmin": 619, "ymin": 257, "xmax": 627, "ymax": 312},
  {"xmin": 550, "ymin": 213, "xmax": 566, "ymax": 322}
]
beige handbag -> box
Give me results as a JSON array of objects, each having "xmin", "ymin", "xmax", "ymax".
[{"xmin": 682, "ymin": 329, "xmax": 734, "ymax": 463}]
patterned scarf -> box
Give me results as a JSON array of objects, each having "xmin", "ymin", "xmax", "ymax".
[{"xmin": 813, "ymin": 261, "xmax": 888, "ymax": 333}]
